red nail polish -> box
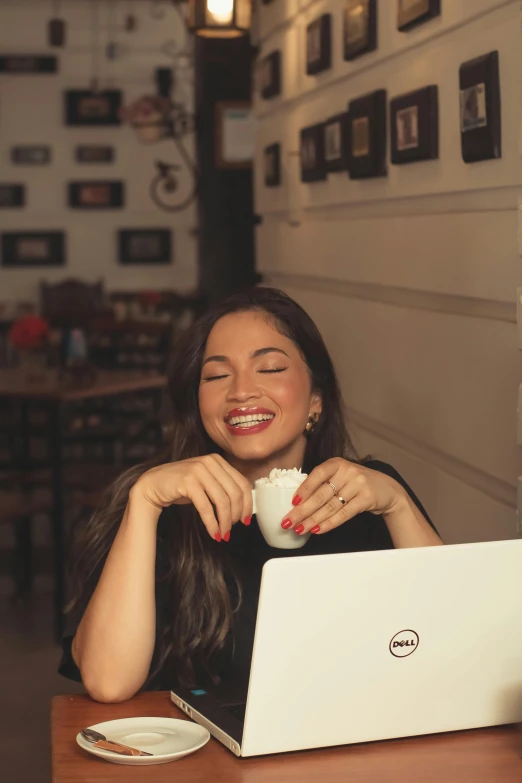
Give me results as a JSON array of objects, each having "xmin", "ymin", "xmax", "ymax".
[
  {"xmin": 281, "ymin": 519, "xmax": 293, "ymax": 529},
  {"xmin": 292, "ymin": 495, "xmax": 302, "ymax": 506},
  {"xmin": 310, "ymin": 525, "xmax": 321, "ymax": 534},
  {"xmin": 224, "ymin": 531, "xmax": 230, "ymax": 542},
  {"xmin": 294, "ymin": 524, "xmax": 305, "ymax": 535},
  {"xmin": 214, "ymin": 532, "xmax": 221, "ymax": 542},
  {"xmin": 243, "ymin": 515, "xmax": 251, "ymax": 526}
]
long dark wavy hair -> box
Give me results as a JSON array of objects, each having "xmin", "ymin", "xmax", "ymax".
[{"xmin": 66, "ymin": 286, "xmax": 360, "ymax": 687}]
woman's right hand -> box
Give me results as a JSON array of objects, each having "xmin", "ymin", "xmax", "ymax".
[{"xmin": 130, "ymin": 454, "xmax": 253, "ymax": 541}]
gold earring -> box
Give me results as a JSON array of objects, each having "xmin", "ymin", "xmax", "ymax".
[{"xmin": 305, "ymin": 413, "xmax": 318, "ymax": 433}]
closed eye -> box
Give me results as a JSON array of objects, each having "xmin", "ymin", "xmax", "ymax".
[
  {"xmin": 201, "ymin": 367, "xmax": 288, "ymax": 382},
  {"xmin": 201, "ymin": 374, "xmax": 228, "ymax": 382}
]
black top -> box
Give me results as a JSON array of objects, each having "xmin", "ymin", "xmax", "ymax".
[{"xmin": 58, "ymin": 460, "xmax": 437, "ymax": 690}]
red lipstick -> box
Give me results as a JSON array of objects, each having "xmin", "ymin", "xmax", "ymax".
[{"xmin": 224, "ymin": 406, "xmax": 275, "ymax": 437}]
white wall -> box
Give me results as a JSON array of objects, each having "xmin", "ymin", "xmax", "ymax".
[
  {"xmin": 253, "ymin": 0, "xmax": 522, "ymax": 544},
  {"xmin": 0, "ymin": 0, "xmax": 197, "ymax": 302}
]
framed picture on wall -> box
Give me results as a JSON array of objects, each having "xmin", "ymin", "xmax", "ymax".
[
  {"xmin": 343, "ymin": 0, "xmax": 377, "ymax": 61},
  {"xmin": 1, "ymin": 231, "xmax": 65, "ymax": 268},
  {"xmin": 397, "ymin": 0, "xmax": 440, "ymax": 32},
  {"xmin": 390, "ymin": 86, "xmax": 438, "ymax": 164},
  {"xmin": 306, "ymin": 14, "xmax": 332, "ymax": 75},
  {"xmin": 324, "ymin": 113, "xmax": 348, "ymax": 173},
  {"xmin": 264, "ymin": 143, "xmax": 281, "ymax": 187},
  {"xmin": 68, "ymin": 181, "xmax": 125, "ymax": 209},
  {"xmin": 347, "ymin": 89, "xmax": 387, "ymax": 179},
  {"xmin": 11, "ymin": 146, "xmax": 51, "ymax": 165},
  {"xmin": 75, "ymin": 145, "xmax": 115, "ymax": 164},
  {"xmin": 215, "ymin": 102, "xmax": 254, "ymax": 169},
  {"xmin": 300, "ymin": 123, "xmax": 326, "ymax": 183},
  {"xmin": 64, "ymin": 90, "xmax": 122, "ymax": 126},
  {"xmin": 118, "ymin": 229, "xmax": 172, "ymax": 265},
  {"xmin": 459, "ymin": 50, "xmax": 501, "ymax": 163},
  {"xmin": 0, "ymin": 184, "xmax": 25, "ymax": 208},
  {"xmin": 258, "ymin": 51, "xmax": 281, "ymax": 100},
  {"xmin": 0, "ymin": 55, "xmax": 57, "ymax": 73}
]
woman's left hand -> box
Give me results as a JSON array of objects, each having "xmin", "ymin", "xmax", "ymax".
[{"xmin": 282, "ymin": 458, "xmax": 407, "ymax": 536}]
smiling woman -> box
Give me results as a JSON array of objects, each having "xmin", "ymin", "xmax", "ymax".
[
  {"xmin": 59, "ymin": 286, "xmax": 442, "ymax": 703},
  {"xmin": 199, "ymin": 315, "xmax": 322, "ymax": 476},
  {"xmin": 201, "ymin": 344, "xmax": 292, "ymax": 440}
]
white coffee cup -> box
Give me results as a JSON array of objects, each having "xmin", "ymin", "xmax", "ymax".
[{"xmin": 251, "ymin": 485, "xmax": 310, "ymax": 549}]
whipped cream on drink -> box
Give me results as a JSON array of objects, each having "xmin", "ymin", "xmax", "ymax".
[
  {"xmin": 255, "ymin": 467, "xmax": 307, "ymax": 489},
  {"xmin": 252, "ymin": 468, "xmax": 310, "ymax": 548}
]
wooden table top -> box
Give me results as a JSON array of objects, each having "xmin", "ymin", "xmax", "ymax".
[
  {"xmin": 51, "ymin": 692, "xmax": 522, "ymax": 783},
  {"xmin": 0, "ymin": 369, "xmax": 167, "ymax": 400}
]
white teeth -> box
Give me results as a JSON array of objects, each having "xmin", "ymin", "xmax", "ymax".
[{"xmin": 227, "ymin": 413, "xmax": 275, "ymax": 426}]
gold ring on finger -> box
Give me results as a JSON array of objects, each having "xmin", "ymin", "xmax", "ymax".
[
  {"xmin": 337, "ymin": 495, "xmax": 346, "ymax": 505},
  {"xmin": 327, "ymin": 481, "xmax": 338, "ymax": 495}
]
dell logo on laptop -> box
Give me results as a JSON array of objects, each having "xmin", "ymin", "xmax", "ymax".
[{"xmin": 389, "ymin": 630, "xmax": 419, "ymax": 658}]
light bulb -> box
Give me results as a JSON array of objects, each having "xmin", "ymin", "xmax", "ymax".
[{"xmin": 206, "ymin": 0, "xmax": 233, "ymax": 25}]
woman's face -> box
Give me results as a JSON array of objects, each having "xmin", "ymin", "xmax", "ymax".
[{"xmin": 198, "ymin": 311, "xmax": 322, "ymax": 475}]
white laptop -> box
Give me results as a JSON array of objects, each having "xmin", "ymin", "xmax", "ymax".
[{"xmin": 171, "ymin": 539, "xmax": 522, "ymax": 757}]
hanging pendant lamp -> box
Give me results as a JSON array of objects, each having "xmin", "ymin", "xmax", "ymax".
[{"xmin": 187, "ymin": 0, "xmax": 251, "ymax": 38}]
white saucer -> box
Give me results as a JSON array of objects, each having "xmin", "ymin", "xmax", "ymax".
[{"xmin": 76, "ymin": 717, "xmax": 210, "ymax": 766}]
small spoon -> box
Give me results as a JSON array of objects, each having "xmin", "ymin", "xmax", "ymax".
[{"xmin": 81, "ymin": 727, "xmax": 153, "ymax": 757}]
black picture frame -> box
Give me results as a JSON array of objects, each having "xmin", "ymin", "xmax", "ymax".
[
  {"xmin": 1, "ymin": 231, "xmax": 65, "ymax": 268},
  {"xmin": 118, "ymin": 229, "xmax": 172, "ymax": 265},
  {"xmin": 343, "ymin": 0, "xmax": 377, "ymax": 61},
  {"xmin": 324, "ymin": 113, "xmax": 349, "ymax": 173},
  {"xmin": 0, "ymin": 55, "xmax": 57, "ymax": 73},
  {"xmin": 390, "ymin": 85, "xmax": 438, "ymax": 164},
  {"xmin": 68, "ymin": 181, "xmax": 125, "ymax": 209},
  {"xmin": 259, "ymin": 51, "xmax": 281, "ymax": 100},
  {"xmin": 64, "ymin": 90, "xmax": 122, "ymax": 126},
  {"xmin": 264, "ymin": 143, "xmax": 281, "ymax": 187},
  {"xmin": 459, "ymin": 50, "xmax": 501, "ymax": 163},
  {"xmin": 11, "ymin": 146, "xmax": 51, "ymax": 165},
  {"xmin": 300, "ymin": 124, "xmax": 326, "ymax": 183},
  {"xmin": 75, "ymin": 146, "xmax": 115, "ymax": 164},
  {"xmin": 306, "ymin": 14, "xmax": 332, "ymax": 75},
  {"xmin": 397, "ymin": 0, "xmax": 440, "ymax": 32},
  {"xmin": 347, "ymin": 89, "xmax": 387, "ymax": 179},
  {"xmin": 0, "ymin": 184, "xmax": 25, "ymax": 208}
]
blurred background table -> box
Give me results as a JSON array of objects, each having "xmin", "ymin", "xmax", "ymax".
[
  {"xmin": 51, "ymin": 692, "xmax": 522, "ymax": 783},
  {"xmin": 0, "ymin": 370, "xmax": 167, "ymax": 641}
]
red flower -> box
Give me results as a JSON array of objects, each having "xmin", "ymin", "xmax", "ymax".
[{"xmin": 9, "ymin": 315, "xmax": 50, "ymax": 351}]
